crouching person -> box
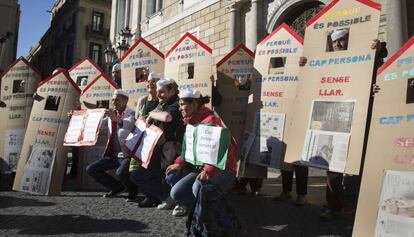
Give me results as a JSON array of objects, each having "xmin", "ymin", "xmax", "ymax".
[
  {"xmin": 165, "ymin": 89, "xmax": 237, "ymax": 217},
  {"xmin": 86, "ymin": 89, "xmax": 138, "ymax": 199}
]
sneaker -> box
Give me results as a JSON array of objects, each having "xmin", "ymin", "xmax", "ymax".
[
  {"xmin": 138, "ymin": 197, "xmax": 160, "ymax": 208},
  {"xmin": 172, "ymin": 205, "xmax": 188, "ymax": 217},
  {"xmin": 125, "ymin": 194, "xmax": 139, "ymax": 202},
  {"xmin": 319, "ymin": 210, "xmax": 343, "ymax": 222},
  {"xmin": 273, "ymin": 191, "xmax": 291, "ymax": 201},
  {"xmin": 157, "ymin": 197, "xmax": 176, "ymax": 210},
  {"xmin": 295, "ymin": 195, "xmax": 307, "ymax": 206}
]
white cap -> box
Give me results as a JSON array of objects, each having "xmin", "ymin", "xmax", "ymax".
[
  {"xmin": 331, "ymin": 29, "xmax": 349, "ymax": 42},
  {"xmin": 148, "ymin": 72, "xmax": 161, "ymax": 80},
  {"xmin": 180, "ymin": 89, "xmax": 201, "ymax": 99},
  {"xmin": 235, "ymin": 75, "xmax": 248, "ymax": 86},
  {"xmin": 113, "ymin": 89, "xmax": 129, "ymax": 98},
  {"xmin": 112, "ymin": 63, "xmax": 121, "ymax": 72},
  {"xmin": 156, "ymin": 78, "xmax": 175, "ymax": 89}
]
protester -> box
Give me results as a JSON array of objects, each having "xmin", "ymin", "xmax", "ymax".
[
  {"xmin": 112, "ymin": 63, "xmax": 122, "ymax": 87},
  {"xmin": 164, "ymin": 89, "xmax": 237, "ymax": 217},
  {"xmin": 86, "ymin": 89, "xmax": 138, "ymax": 200},
  {"xmin": 273, "ymin": 165, "xmax": 309, "ymax": 206},
  {"xmin": 299, "ymin": 29, "xmax": 388, "ymax": 221},
  {"xmin": 134, "ymin": 72, "xmax": 160, "ymax": 119},
  {"xmin": 130, "ymin": 78, "xmax": 184, "ymax": 208}
]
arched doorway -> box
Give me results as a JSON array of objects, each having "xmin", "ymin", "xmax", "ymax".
[{"xmin": 267, "ymin": 0, "xmax": 328, "ymax": 37}]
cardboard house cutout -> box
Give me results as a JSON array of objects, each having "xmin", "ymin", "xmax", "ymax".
[
  {"xmin": 164, "ymin": 32, "xmax": 213, "ymax": 101},
  {"xmin": 216, "ymin": 44, "xmax": 255, "ymax": 156},
  {"xmin": 243, "ymin": 24, "xmax": 303, "ymax": 169},
  {"xmin": 284, "ymin": 0, "xmax": 381, "ymax": 175},
  {"xmin": 120, "ymin": 38, "xmax": 164, "ymax": 108},
  {"xmin": 69, "ymin": 58, "xmax": 104, "ymax": 91},
  {"xmin": 0, "ymin": 57, "xmax": 42, "ymax": 172},
  {"xmin": 77, "ymin": 73, "xmax": 119, "ymax": 190},
  {"xmin": 13, "ymin": 69, "xmax": 81, "ymax": 195},
  {"xmin": 353, "ymin": 36, "xmax": 414, "ymax": 237}
]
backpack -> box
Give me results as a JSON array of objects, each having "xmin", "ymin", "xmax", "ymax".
[{"xmin": 186, "ymin": 183, "xmax": 241, "ymax": 237}]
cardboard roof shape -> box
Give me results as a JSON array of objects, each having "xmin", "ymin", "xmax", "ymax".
[
  {"xmin": 82, "ymin": 73, "xmax": 120, "ymax": 94},
  {"xmin": 283, "ymin": 0, "xmax": 381, "ymax": 175},
  {"xmin": 120, "ymin": 37, "xmax": 165, "ymax": 62},
  {"xmin": 258, "ymin": 23, "xmax": 304, "ymax": 46},
  {"xmin": 217, "ymin": 43, "xmax": 255, "ymax": 68},
  {"xmin": 13, "ymin": 68, "xmax": 81, "ymax": 195},
  {"xmin": 81, "ymin": 73, "xmax": 120, "ymax": 109},
  {"xmin": 0, "ymin": 57, "xmax": 42, "ymax": 82},
  {"xmin": 68, "ymin": 57, "xmax": 104, "ymax": 90},
  {"xmin": 164, "ymin": 32, "xmax": 213, "ymax": 103},
  {"xmin": 352, "ymin": 35, "xmax": 414, "ymax": 237}
]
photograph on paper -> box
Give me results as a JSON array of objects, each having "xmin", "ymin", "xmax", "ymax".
[
  {"xmin": 4, "ymin": 128, "xmax": 25, "ymax": 171},
  {"xmin": 375, "ymin": 170, "xmax": 414, "ymax": 237},
  {"xmin": 20, "ymin": 146, "xmax": 56, "ymax": 195},
  {"xmin": 309, "ymin": 100, "xmax": 355, "ymax": 133}
]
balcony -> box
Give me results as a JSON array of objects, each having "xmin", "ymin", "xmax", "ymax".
[{"xmin": 85, "ymin": 25, "xmax": 110, "ymax": 40}]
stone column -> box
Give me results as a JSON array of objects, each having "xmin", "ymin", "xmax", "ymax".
[
  {"xmin": 135, "ymin": 0, "xmax": 142, "ymax": 39},
  {"xmin": 250, "ymin": 0, "xmax": 261, "ymax": 50},
  {"xmin": 229, "ymin": 4, "xmax": 238, "ymax": 50},
  {"xmin": 125, "ymin": 0, "xmax": 131, "ymax": 28},
  {"xmin": 386, "ymin": 0, "xmax": 408, "ymax": 54}
]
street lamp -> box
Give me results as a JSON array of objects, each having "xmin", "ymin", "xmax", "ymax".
[
  {"xmin": 116, "ymin": 26, "xmax": 133, "ymax": 58},
  {"xmin": 104, "ymin": 43, "xmax": 116, "ymax": 74}
]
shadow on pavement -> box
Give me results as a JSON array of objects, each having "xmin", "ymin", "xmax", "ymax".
[
  {"xmin": 0, "ymin": 214, "xmax": 147, "ymax": 235},
  {"xmin": 0, "ymin": 195, "xmax": 56, "ymax": 209}
]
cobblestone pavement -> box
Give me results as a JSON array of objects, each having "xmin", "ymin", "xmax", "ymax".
[{"xmin": 0, "ymin": 177, "xmax": 355, "ymax": 237}]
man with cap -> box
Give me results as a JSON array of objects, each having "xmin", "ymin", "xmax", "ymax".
[
  {"xmin": 135, "ymin": 72, "xmax": 161, "ymax": 119},
  {"xmin": 130, "ymin": 78, "xmax": 184, "ymax": 208},
  {"xmin": 330, "ymin": 28, "xmax": 349, "ymax": 51},
  {"xmin": 86, "ymin": 89, "xmax": 138, "ymax": 199},
  {"xmin": 112, "ymin": 63, "xmax": 122, "ymax": 88}
]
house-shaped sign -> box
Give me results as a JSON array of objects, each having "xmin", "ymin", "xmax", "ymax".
[
  {"xmin": 120, "ymin": 38, "xmax": 164, "ymax": 108},
  {"xmin": 244, "ymin": 23, "xmax": 303, "ymax": 169},
  {"xmin": 81, "ymin": 73, "xmax": 120, "ymax": 109},
  {"xmin": 353, "ymin": 35, "xmax": 414, "ymax": 237},
  {"xmin": 216, "ymin": 43, "xmax": 255, "ymax": 156},
  {"xmin": 13, "ymin": 69, "xmax": 81, "ymax": 195},
  {"xmin": 284, "ymin": 0, "xmax": 381, "ymax": 175},
  {"xmin": 164, "ymin": 32, "xmax": 213, "ymax": 102},
  {"xmin": 69, "ymin": 57, "xmax": 104, "ymax": 91},
  {"xmin": 0, "ymin": 57, "xmax": 42, "ymax": 172}
]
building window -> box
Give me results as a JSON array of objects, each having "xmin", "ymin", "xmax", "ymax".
[
  {"xmin": 146, "ymin": 0, "xmax": 163, "ymax": 17},
  {"xmin": 92, "ymin": 11, "xmax": 104, "ymax": 32},
  {"xmin": 89, "ymin": 43, "xmax": 102, "ymax": 66}
]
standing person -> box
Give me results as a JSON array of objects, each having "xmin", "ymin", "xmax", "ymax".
[
  {"xmin": 130, "ymin": 78, "xmax": 184, "ymax": 208},
  {"xmin": 86, "ymin": 89, "xmax": 138, "ymax": 200},
  {"xmin": 165, "ymin": 89, "xmax": 237, "ymax": 217},
  {"xmin": 300, "ymin": 29, "xmax": 388, "ymax": 221},
  {"xmin": 112, "ymin": 63, "xmax": 122, "ymax": 88},
  {"xmin": 273, "ymin": 165, "xmax": 309, "ymax": 205}
]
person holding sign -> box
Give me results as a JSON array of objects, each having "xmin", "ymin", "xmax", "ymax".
[
  {"xmin": 130, "ymin": 78, "xmax": 184, "ymax": 208},
  {"xmin": 300, "ymin": 34, "xmax": 388, "ymax": 221},
  {"xmin": 86, "ymin": 89, "xmax": 138, "ymax": 200},
  {"xmin": 164, "ymin": 89, "xmax": 237, "ymax": 217}
]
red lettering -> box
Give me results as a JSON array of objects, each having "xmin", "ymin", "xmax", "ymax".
[
  {"xmin": 262, "ymin": 91, "xmax": 284, "ymax": 97},
  {"xmin": 318, "ymin": 89, "xmax": 343, "ymax": 96},
  {"xmin": 395, "ymin": 138, "xmax": 414, "ymax": 148},
  {"xmin": 320, "ymin": 76, "xmax": 350, "ymax": 84}
]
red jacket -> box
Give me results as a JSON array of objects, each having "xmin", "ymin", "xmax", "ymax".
[{"xmin": 174, "ymin": 106, "xmax": 238, "ymax": 177}]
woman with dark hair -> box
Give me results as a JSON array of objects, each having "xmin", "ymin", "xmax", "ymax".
[
  {"xmin": 164, "ymin": 89, "xmax": 237, "ymax": 217},
  {"xmin": 130, "ymin": 78, "xmax": 184, "ymax": 208}
]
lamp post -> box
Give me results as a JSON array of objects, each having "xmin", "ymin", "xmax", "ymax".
[
  {"xmin": 116, "ymin": 27, "xmax": 133, "ymax": 58},
  {"xmin": 104, "ymin": 43, "xmax": 116, "ymax": 75}
]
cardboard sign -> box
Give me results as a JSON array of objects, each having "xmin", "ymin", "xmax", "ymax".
[
  {"xmin": 63, "ymin": 109, "xmax": 106, "ymax": 146},
  {"xmin": 216, "ymin": 44, "xmax": 255, "ymax": 154},
  {"xmin": 353, "ymin": 36, "xmax": 414, "ymax": 237},
  {"xmin": 125, "ymin": 119, "xmax": 163, "ymax": 168},
  {"xmin": 241, "ymin": 24, "xmax": 303, "ymax": 170},
  {"xmin": 80, "ymin": 73, "xmax": 119, "ymax": 109},
  {"xmin": 164, "ymin": 32, "xmax": 213, "ymax": 102},
  {"xmin": 0, "ymin": 57, "xmax": 42, "ymax": 172},
  {"xmin": 284, "ymin": 0, "xmax": 381, "ymax": 174},
  {"xmin": 13, "ymin": 69, "xmax": 81, "ymax": 195},
  {"xmin": 69, "ymin": 58, "xmax": 104, "ymax": 91},
  {"xmin": 182, "ymin": 124, "xmax": 230, "ymax": 170},
  {"xmin": 120, "ymin": 38, "xmax": 165, "ymax": 108}
]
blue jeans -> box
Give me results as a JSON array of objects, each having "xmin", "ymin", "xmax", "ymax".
[
  {"xmin": 86, "ymin": 156, "xmax": 137, "ymax": 195},
  {"xmin": 129, "ymin": 153, "xmax": 170, "ymax": 202},
  {"xmin": 166, "ymin": 168, "xmax": 236, "ymax": 207}
]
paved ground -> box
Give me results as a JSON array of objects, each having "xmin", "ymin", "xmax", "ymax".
[{"xmin": 0, "ymin": 176, "xmax": 356, "ymax": 237}]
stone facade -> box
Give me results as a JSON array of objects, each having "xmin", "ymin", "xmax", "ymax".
[
  {"xmin": 0, "ymin": 0, "xmax": 20, "ymax": 70},
  {"xmin": 111, "ymin": 0, "xmax": 414, "ymax": 71},
  {"xmin": 28, "ymin": 0, "xmax": 112, "ymax": 77}
]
